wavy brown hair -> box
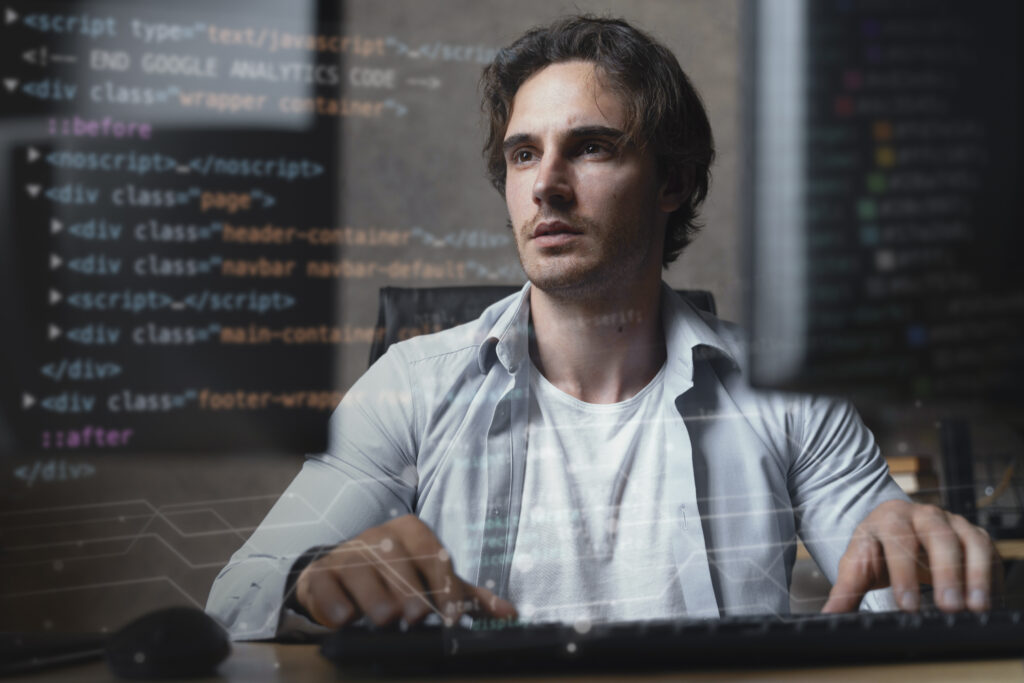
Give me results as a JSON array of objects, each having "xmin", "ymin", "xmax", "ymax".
[{"xmin": 481, "ymin": 15, "xmax": 715, "ymax": 266}]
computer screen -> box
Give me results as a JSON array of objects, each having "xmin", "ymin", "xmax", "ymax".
[
  {"xmin": 0, "ymin": 0, "xmax": 351, "ymax": 455},
  {"xmin": 745, "ymin": 0, "xmax": 1023, "ymax": 406}
]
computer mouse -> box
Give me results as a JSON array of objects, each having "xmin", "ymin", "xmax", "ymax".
[{"xmin": 104, "ymin": 606, "xmax": 231, "ymax": 679}]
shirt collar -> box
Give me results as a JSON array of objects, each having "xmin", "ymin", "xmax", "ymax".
[
  {"xmin": 476, "ymin": 281, "xmax": 738, "ymax": 384},
  {"xmin": 660, "ymin": 282, "xmax": 738, "ymax": 387},
  {"xmin": 477, "ymin": 282, "xmax": 532, "ymax": 374}
]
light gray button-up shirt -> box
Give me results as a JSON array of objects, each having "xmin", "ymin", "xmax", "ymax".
[{"xmin": 206, "ymin": 284, "xmax": 906, "ymax": 639}]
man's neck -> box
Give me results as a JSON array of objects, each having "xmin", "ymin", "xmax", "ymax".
[{"xmin": 528, "ymin": 277, "xmax": 666, "ymax": 404}]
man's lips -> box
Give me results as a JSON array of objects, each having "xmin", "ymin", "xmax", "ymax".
[{"xmin": 531, "ymin": 221, "xmax": 582, "ymax": 239}]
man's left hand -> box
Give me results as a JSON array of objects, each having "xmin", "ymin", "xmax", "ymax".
[{"xmin": 821, "ymin": 499, "xmax": 1002, "ymax": 613}]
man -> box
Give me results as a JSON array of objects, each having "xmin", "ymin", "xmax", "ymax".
[{"xmin": 207, "ymin": 16, "xmax": 997, "ymax": 639}]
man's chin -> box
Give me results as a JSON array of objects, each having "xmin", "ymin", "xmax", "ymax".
[{"xmin": 524, "ymin": 265, "xmax": 610, "ymax": 300}]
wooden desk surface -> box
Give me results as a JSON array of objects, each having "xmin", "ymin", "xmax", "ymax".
[
  {"xmin": 796, "ymin": 538, "xmax": 1024, "ymax": 561},
  {"xmin": 25, "ymin": 643, "xmax": 1024, "ymax": 682}
]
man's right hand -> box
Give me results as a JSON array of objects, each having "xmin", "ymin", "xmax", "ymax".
[{"xmin": 295, "ymin": 514, "xmax": 517, "ymax": 627}]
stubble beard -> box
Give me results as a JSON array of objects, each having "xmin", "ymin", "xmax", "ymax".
[{"xmin": 511, "ymin": 212, "xmax": 652, "ymax": 302}]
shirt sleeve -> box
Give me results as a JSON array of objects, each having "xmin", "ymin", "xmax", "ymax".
[
  {"xmin": 787, "ymin": 394, "xmax": 910, "ymax": 611},
  {"xmin": 205, "ymin": 346, "xmax": 421, "ymax": 640}
]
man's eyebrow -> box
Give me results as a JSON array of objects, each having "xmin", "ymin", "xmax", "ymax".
[
  {"xmin": 567, "ymin": 125, "xmax": 625, "ymax": 141},
  {"xmin": 502, "ymin": 133, "xmax": 533, "ymax": 153},
  {"xmin": 502, "ymin": 126, "xmax": 626, "ymax": 153}
]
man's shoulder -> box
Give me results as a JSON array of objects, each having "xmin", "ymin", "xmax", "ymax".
[{"xmin": 661, "ymin": 289, "xmax": 819, "ymax": 431}]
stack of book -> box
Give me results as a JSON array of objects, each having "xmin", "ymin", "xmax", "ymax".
[{"xmin": 886, "ymin": 455, "xmax": 940, "ymax": 504}]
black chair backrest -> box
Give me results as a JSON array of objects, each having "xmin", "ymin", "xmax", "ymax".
[{"xmin": 368, "ymin": 286, "xmax": 716, "ymax": 366}]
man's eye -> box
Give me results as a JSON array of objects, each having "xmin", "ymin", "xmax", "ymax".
[
  {"xmin": 514, "ymin": 149, "xmax": 534, "ymax": 163},
  {"xmin": 581, "ymin": 142, "xmax": 608, "ymax": 156}
]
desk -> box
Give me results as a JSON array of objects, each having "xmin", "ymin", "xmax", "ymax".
[
  {"xmin": 26, "ymin": 643, "xmax": 1024, "ymax": 682},
  {"xmin": 796, "ymin": 538, "xmax": 1024, "ymax": 561}
]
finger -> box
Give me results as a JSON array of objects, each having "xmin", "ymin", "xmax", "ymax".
[
  {"xmin": 300, "ymin": 563, "xmax": 357, "ymax": 628},
  {"xmin": 369, "ymin": 545, "xmax": 436, "ymax": 624},
  {"xmin": 821, "ymin": 533, "xmax": 886, "ymax": 613},
  {"xmin": 913, "ymin": 506, "xmax": 965, "ymax": 611},
  {"xmin": 464, "ymin": 583, "xmax": 518, "ymax": 619},
  {"xmin": 948, "ymin": 515, "xmax": 995, "ymax": 612},
  {"xmin": 875, "ymin": 516, "xmax": 922, "ymax": 612},
  {"xmin": 407, "ymin": 538, "xmax": 466, "ymax": 624},
  {"xmin": 337, "ymin": 546, "xmax": 404, "ymax": 625}
]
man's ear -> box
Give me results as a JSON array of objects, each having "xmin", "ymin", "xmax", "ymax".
[{"xmin": 658, "ymin": 165, "xmax": 691, "ymax": 214}]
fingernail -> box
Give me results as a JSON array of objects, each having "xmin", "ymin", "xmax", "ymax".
[
  {"xmin": 370, "ymin": 602, "xmax": 394, "ymax": 623},
  {"xmin": 330, "ymin": 603, "xmax": 351, "ymax": 625},
  {"xmin": 969, "ymin": 589, "xmax": 989, "ymax": 610},
  {"xmin": 942, "ymin": 588, "xmax": 964, "ymax": 610},
  {"xmin": 404, "ymin": 601, "xmax": 426, "ymax": 622},
  {"xmin": 899, "ymin": 590, "xmax": 919, "ymax": 611}
]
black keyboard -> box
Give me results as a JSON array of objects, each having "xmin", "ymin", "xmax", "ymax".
[{"xmin": 320, "ymin": 610, "xmax": 1024, "ymax": 675}]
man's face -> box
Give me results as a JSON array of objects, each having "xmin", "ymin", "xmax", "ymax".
[{"xmin": 503, "ymin": 61, "xmax": 680, "ymax": 296}]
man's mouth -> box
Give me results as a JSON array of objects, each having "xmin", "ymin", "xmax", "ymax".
[{"xmin": 531, "ymin": 220, "xmax": 582, "ymax": 239}]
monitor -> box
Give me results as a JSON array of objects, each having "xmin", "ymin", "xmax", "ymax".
[{"xmin": 745, "ymin": 0, "xmax": 1024, "ymax": 406}]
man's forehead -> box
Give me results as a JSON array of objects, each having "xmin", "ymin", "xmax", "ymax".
[{"xmin": 505, "ymin": 60, "xmax": 627, "ymax": 138}]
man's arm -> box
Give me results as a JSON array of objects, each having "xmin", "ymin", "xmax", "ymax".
[
  {"xmin": 205, "ymin": 348, "xmax": 421, "ymax": 639},
  {"xmin": 787, "ymin": 395, "xmax": 909, "ymax": 610},
  {"xmin": 788, "ymin": 395, "xmax": 1000, "ymax": 613}
]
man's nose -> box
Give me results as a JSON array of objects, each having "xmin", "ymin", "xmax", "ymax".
[{"xmin": 532, "ymin": 155, "xmax": 574, "ymax": 208}]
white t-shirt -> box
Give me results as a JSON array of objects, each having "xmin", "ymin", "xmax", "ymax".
[{"xmin": 508, "ymin": 361, "xmax": 687, "ymax": 624}]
